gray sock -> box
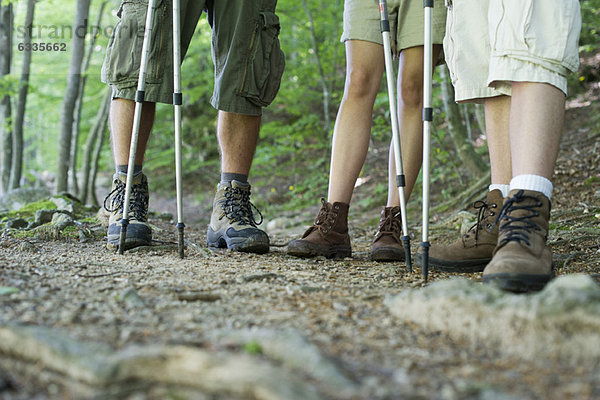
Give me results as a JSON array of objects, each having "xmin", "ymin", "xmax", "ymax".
[
  {"xmin": 220, "ymin": 172, "xmax": 248, "ymax": 185},
  {"xmin": 117, "ymin": 165, "xmax": 143, "ymax": 176}
]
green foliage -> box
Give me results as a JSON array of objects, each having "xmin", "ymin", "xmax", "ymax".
[
  {"xmin": 580, "ymin": 0, "xmax": 600, "ymax": 52},
  {"xmin": 242, "ymin": 341, "xmax": 263, "ymax": 355}
]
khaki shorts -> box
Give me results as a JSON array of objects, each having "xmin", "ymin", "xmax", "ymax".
[
  {"xmin": 101, "ymin": 0, "xmax": 285, "ymax": 116},
  {"xmin": 444, "ymin": 0, "xmax": 581, "ymax": 102},
  {"xmin": 341, "ymin": 0, "xmax": 447, "ymax": 53}
]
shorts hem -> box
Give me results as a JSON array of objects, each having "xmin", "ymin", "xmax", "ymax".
[{"xmin": 211, "ymin": 97, "xmax": 262, "ymax": 117}]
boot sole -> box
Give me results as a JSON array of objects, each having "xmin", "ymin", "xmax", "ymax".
[
  {"xmin": 427, "ymin": 257, "xmax": 490, "ymax": 273},
  {"xmin": 107, "ymin": 227, "xmax": 152, "ymax": 251},
  {"xmin": 370, "ymin": 247, "xmax": 405, "ymax": 262},
  {"xmin": 287, "ymin": 240, "xmax": 351, "ymax": 259},
  {"xmin": 482, "ymin": 273, "xmax": 553, "ymax": 293},
  {"xmin": 207, "ymin": 228, "xmax": 270, "ymax": 254}
]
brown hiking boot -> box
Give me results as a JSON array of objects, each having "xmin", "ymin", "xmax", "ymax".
[
  {"xmin": 370, "ymin": 206, "xmax": 405, "ymax": 262},
  {"xmin": 287, "ymin": 199, "xmax": 351, "ymax": 259},
  {"xmin": 482, "ymin": 189, "xmax": 553, "ymax": 293},
  {"xmin": 429, "ymin": 190, "xmax": 503, "ymax": 273}
]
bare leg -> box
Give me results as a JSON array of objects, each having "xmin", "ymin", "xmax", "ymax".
[
  {"xmin": 217, "ymin": 111, "xmax": 261, "ymax": 176},
  {"xmin": 327, "ymin": 40, "xmax": 384, "ymax": 204},
  {"xmin": 509, "ymin": 82, "xmax": 565, "ymax": 179},
  {"xmin": 110, "ymin": 98, "xmax": 155, "ymax": 167},
  {"xmin": 484, "ymin": 95, "xmax": 511, "ymax": 185},
  {"xmin": 387, "ymin": 45, "xmax": 442, "ymax": 207}
]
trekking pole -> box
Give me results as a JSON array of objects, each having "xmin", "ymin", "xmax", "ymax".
[
  {"xmin": 421, "ymin": 0, "xmax": 434, "ymax": 281},
  {"xmin": 378, "ymin": 0, "xmax": 412, "ymax": 271},
  {"xmin": 119, "ymin": 0, "xmax": 158, "ymax": 254},
  {"xmin": 172, "ymin": 0, "xmax": 185, "ymax": 258}
]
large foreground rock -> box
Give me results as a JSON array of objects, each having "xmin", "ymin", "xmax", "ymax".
[
  {"xmin": 386, "ymin": 275, "xmax": 600, "ymax": 367},
  {"xmin": 0, "ymin": 325, "xmax": 341, "ymax": 399}
]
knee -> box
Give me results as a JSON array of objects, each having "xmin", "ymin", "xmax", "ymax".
[
  {"xmin": 344, "ymin": 67, "xmax": 380, "ymax": 100},
  {"xmin": 399, "ymin": 79, "xmax": 423, "ymax": 109}
]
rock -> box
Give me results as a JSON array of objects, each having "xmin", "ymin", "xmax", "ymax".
[
  {"xmin": 177, "ymin": 291, "xmax": 221, "ymax": 302},
  {"xmin": 34, "ymin": 209, "xmax": 58, "ymax": 226},
  {"xmin": 51, "ymin": 213, "xmax": 74, "ymax": 231},
  {"xmin": 208, "ymin": 328, "xmax": 358, "ymax": 399},
  {"xmin": 119, "ymin": 288, "xmax": 145, "ymax": 309},
  {"xmin": 0, "ymin": 325, "xmax": 323, "ymax": 400},
  {"xmin": 0, "ymin": 187, "xmax": 51, "ymax": 211},
  {"xmin": 5, "ymin": 218, "xmax": 28, "ymax": 229},
  {"xmin": 50, "ymin": 197, "xmax": 74, "ymax": 213},
  {"xmin": 386, "ymin": 275, "xmax": 600, "ymax": 367}
]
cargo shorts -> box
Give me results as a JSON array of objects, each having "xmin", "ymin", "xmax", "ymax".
[
  {"xmin": 101, "ymin": 0, "xmax": 285, "ymax": 116},
  {"xmin": 444, "ymin": 0, "xmax": 581, "ymax": 102},
  {"xmin": 341, "ymin": 0, "xmax": 447, "ymax": 53}
]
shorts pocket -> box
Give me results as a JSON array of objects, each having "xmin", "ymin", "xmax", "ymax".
[
  {"xmin": 237, "ymin": 11, "xmax": 286, "ymax": 108},
  {"xmin": 491, "ymin": 0, "xmax": 578, "ymax": 70},
  {"xmin": 101, "ymin": 0, "xmax": 167, "ymax": 88}
]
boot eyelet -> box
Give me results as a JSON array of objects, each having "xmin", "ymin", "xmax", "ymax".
[
  {"xmin": 334, "ymin": 205, "xmax": 339, "ymax": 210},
  {"xmin": 490, "ymin": 212, "xmax": 495, "ymax": 216}
]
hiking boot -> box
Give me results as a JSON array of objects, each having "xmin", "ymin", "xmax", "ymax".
[
  {"xmin": 287, "ymin": 199, "xmax": 351, "ymax": 259},
  {"xmin": 482, "ymin": 189, "xmax": 553, "ymax": 293},
  {"xmin": 429, "ymin": 190, "xmax": 503, "ymax": 273},
  {"xmin": 370, "ymin": 206, "xmax": 405, "ymax": 262},
  {"xmin": 104, "ymin": 173, "xmax": 152, "ymax": 250},
  {"xmin": 207, "ymin": 180, "xmax": 269, "ymax": 254}
]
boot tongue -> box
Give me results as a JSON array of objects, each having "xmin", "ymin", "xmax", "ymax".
[{"xmin": 230, "ymin": 180, "xmax": 250, "ymax": 190}]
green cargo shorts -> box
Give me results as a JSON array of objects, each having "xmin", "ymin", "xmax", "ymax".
[{"xmin": 101, "ymin": 0, "xmax": 285, "ymax": 116}]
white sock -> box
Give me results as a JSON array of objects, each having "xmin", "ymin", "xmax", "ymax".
[
  {"xmin": 488, "ymin": 184, "xmax": 510, "ymax": 198},
  {"xmin": 509, "ymin": 174, "xmax": 553, "ymax": 200}
]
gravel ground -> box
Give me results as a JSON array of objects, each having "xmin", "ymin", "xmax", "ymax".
[{"xmin": 0, "ymin": 94, "xmax": 599, "ymax": 399}]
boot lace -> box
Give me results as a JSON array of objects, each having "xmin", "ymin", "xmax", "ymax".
[
  {"xmin": 375, "ymin": 208, "xmax": 402, "ymax": 241},
  {"xmin": 492, "ymin": 190, "xmax": 541, "ymax": 247},
  {"xmin": 219, "ymin": 186, "xmax": 263, "ymax": 227},
  {"xmin": 103, "ymin": 179, "xmax": 148, "ymax": 222},
  {"xmin": 465, "ymin": 199, "xmax": 498, "ymax": 243},
  {"xmin": 303, "ymin": 199, "xmax": 336, "ymax": 236}
]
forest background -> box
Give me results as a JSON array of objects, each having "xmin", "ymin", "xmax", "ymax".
[{"xmin": 0, "ymin": 0, "xmax": 598, "ymax": 221}]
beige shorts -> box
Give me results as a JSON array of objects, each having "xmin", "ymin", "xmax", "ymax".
[
  {"xmin": 341, "ymin": 0, "xmax": 447, "ymax": 53},
  {"xmin": 444, "ymin": 0, "xmax": 581, "ymax": 102}
]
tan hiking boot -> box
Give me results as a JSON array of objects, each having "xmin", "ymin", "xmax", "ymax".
[
  {"xmin": 207, "ymin": 180, "xmax": 270, "ymax": 254},
  {"xmin": 482, "ymin": 189, "xmax": 553, "ymax": 293},
  {"xmin": 104, "ymin": 173, "xmax": 152, "ymax": 250},
  {"xmin": 287, "ymin": 199, "xmax": 351, "ymax": 259},
  {"xmin": 370, "ymin": 206, "xmax": 405, "ymax": 262},
  {"xmin": 429, "ymin": 189, "xmax": 503, "ymax": 272}
]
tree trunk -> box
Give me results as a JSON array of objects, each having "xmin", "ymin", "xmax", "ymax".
[
  {"xmin": 439, "ymin": 64, "xmax": 488, "ymax": 177},
  {"xmin": 301, "ymin": 0, "xmax": 331, "ymax": 132},
  {"xmin": 70, "ymin": 0, "xmax": 108, "ymax": 195},
  {"xmin": 79, "ymin": 89, "xmax": 110, "ymax": 205},
  {"xmin": 56, "ymin": 0, "xmax": 91, "ymax": 194},
  {"xmin": 9, "ymin": 0, "xmax": 36, "ymax": 190},
  {"xmin": 0, "ymin": 1, "xmax": 13, "ymax": 194},
  {"xmin": 88, "ymin": 99, "xmax": 109, "ymax": 208}
]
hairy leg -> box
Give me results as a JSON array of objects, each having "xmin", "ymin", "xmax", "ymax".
[
  {"xmin": 217, "ymin": 111, "xmax": 261, "ymax": 176},
  {"xmin": 110, "ymin": 98, "xmax": 155, "ymax": 167}
]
